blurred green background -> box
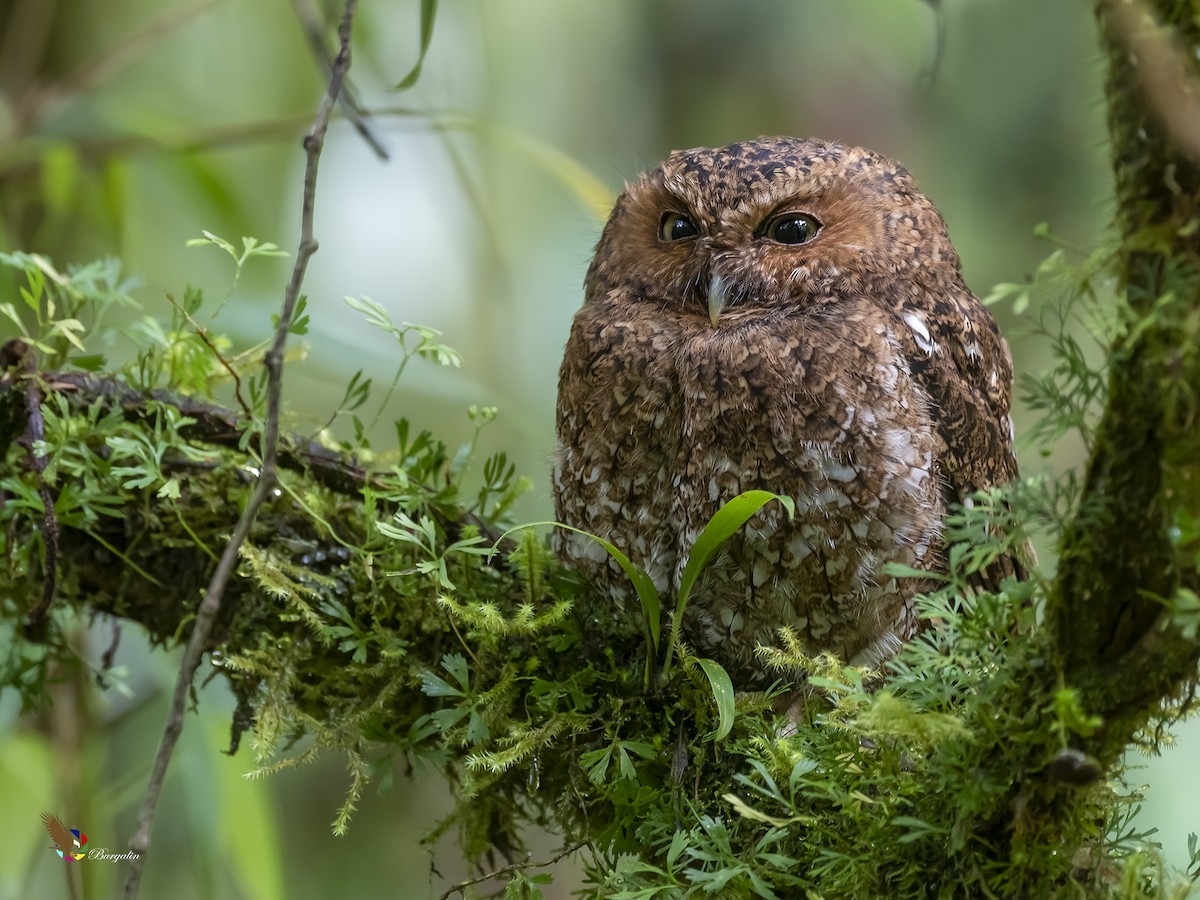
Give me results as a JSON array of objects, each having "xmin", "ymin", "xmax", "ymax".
[{"xmin": 1, "ymin": 1, "xmax": 1195, "ymax": 897}]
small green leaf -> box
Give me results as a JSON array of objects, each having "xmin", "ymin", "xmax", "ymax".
[
  {"xmin": 239, "ymin": 235, "xmax": 288, "ymax": 261},
  {"xmin": 1171, "ymin": 587, "xmax": 1200, "ymax": 640},
  {"xmin": 0, "ymin": 303, "xmax": 29, "ymax": 336},
  {"xmin": 664, "ymin": 491, "xmax": 793, "ymax": 679},
  {"xmin": 394, "ymin": 0, "xmax": 438, "ymax": 90},
  {"xmin": 422, "ymin": 655, "xmax": 470, "ymax": 698},
  {"xmin": 724, "ymin": 793, "xmax": 793, "ymax": 828},
  {"xmin": 891, "ymin": 815, "xmax": 944, "ymax": 843},
  {"xmin": 581, "ymin": 747, "xmax": 611, "ymax": 784},
  {"xmin": 49, "ymin": 317, "xmax": 87, "ymax": 351},
  {"xmin": 677, "ymin": 491, "xmax": 793, "ymax": 609},
  {"xmin": 288, "ymin": 295, "xmax": 309, "ymax": 335},
  {"xmin": 344, "ymin": 295, "xmax": 397, "ymax": 334},
  {"xmin": 419, "ymin": 672, "xmax": 462, "ymax": 698},
  {"xmin": 30, "ymin": 253, "xmax": 68, "ymax": 287},
  {"xmin": 186, "ymin": 230, "xmax": 237, "ymax": 259},
  {"xmin": 619, "ymin": 741, "xmax": 657, "ymax": 760},
  {"xmin": 440, "ymin": 653, "xmax": 471, "ymax": 693},
  {"xmin": 466, "ymin": 709, "xmax": 489, "ymax": 745},
  {"xmin": 666, "ymin": 829, "xmax": 688, "ymax": 868},
  {"xmin": 430, "ymin": 706, "xmax": 468, "ymax": 731},
  {"xmin": 697, "ymin": 657, "xmax": 736, "ymax": 741},
  {"xmin": 617, "ymin": 746, "xmax": 638, "ymax": 781}
]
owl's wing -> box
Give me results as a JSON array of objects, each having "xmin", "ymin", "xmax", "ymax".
[
  {"xmin": 897, "ymin": 289, "xmax": 1026, "ymax": 586},
  {"xmin": 902, "ymin": 290, "xmax": 1017, "ymax": 494}
]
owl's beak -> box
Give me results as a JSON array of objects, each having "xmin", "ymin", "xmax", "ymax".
[{"xmin": 707, "ymin": 275, "xmax": 728, "ymax": 327}]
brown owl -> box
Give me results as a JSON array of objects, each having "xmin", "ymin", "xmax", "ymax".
[{"xmin": 553, "ymin": 137, "xmax": 1019, "ymax": 684}]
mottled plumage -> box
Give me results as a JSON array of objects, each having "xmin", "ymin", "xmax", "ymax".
[{"xmin": 553, "ymin": 137, "xmax": 1018, "ymax": 683}]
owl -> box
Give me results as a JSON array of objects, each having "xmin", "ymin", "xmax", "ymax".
[{"xmin": 553, "ymin": 137, "xmax": 1019, "ymax": 684}]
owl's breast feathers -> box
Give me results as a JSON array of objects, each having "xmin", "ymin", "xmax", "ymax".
[{"xmin": 555, "ymin": 291, "xmax": 952, "ymax": 672}]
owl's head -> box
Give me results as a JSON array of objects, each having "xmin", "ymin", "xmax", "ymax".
[{"xmin": 587, "ymin": 137, "xmax": 965, "ymax": 324}]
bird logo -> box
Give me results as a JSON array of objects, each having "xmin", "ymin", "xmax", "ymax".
[{"xmin": 41, "ymin": 812, "xmax": 87, "ymax": 861}]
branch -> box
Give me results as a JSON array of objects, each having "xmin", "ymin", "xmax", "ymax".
[
  {"xmin": 0, "ymin": 366, "xmax": 503, "ymax": 544},
  {"xmin": 8, "ymin": 369, "xmax": 369, "ymax": 494},
  {"xmin": 291, "ymin": 0, "xmax": 390, "ymax": 160},
  {"xmin": 1052, "ymin": 0, "xmax": 1200, "ymax": 756},
  {"xmin": 436, "ymin": 843, "xmax": 583, "ymax": 900},
  {"xmin": 120, "ymin": 2, "xmax": 358, "ymax": 895}
]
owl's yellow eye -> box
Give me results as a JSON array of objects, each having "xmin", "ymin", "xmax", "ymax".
[
  {"xmin": 659, "ymin": 212, "xmax": 699, "ymax": 242},
  {"xmin": 764, "ymin": 213, "xmax": 822, "ymax": 245}
]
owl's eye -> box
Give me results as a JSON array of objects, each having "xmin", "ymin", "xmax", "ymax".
[
  {"xmin": 764, "ymin": 213, "xmax": 822, "ymax": 245},
  {"xmin": 659, "ymin": 212, "xmax": 699, "ymax": 242}
]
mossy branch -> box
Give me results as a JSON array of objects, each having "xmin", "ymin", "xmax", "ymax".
[{"xmin": 1051, "ymin": 0, "xmax": 1200, "ymax": 760}]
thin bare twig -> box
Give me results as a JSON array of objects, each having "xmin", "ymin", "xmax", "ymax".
[
  {"xmin": 120, "ymin": 2, "xmax": 358, "ymax": 896},
  {"xmin": 291, "ymin": 0, "xmax": 390, "ymax": 160},
  {"xmin": 101, "ymin": 618, "xmax": 122, "ymax": 671},
  {"xmin": 437, "ymin": 843, "xmax": 583, "ymax": 900},
  {"xmin": 164, "ymin": 290, "xmax": 252, "ymax": 417}
]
